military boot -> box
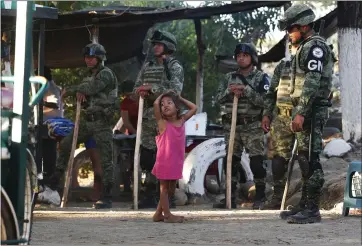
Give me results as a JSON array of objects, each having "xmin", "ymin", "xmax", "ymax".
[
  {"xmin": 93, "ymin": 184, "xmax": 112, "ymax": 209},
  {"xmin": 279, "ymin": 182, "xmax": 308, "ymax": 219},
  {"xmin": 213, "ymin": 181, "xmax": 237, "ymax": 209},
  {"xmin": 264, "ymin": 182, "xmax": 284, "ymax": 210},
  {"xmin": 252, "ymin": 182, "xmax": 266, "ymax": 210},
  {"xmin": 286, "ymin": 201, "xmax": 321, "ymax": 224},
  {"xmin": 212, "ymin": 197, "xmax": 237, "ymax": 209}
]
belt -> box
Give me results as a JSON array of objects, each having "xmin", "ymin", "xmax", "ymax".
[
  {"xmin": 85, "ymin": 112, "xmax": 105, "ymax": 122},
  {"xmin": 277, "ymin": 107, "xmax": 292, "ymax": 117},
  {"xmin": 222, "ymin": 114, "xmax": 261, "ymax": 125}
]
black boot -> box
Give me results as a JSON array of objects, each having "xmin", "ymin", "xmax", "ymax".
[
  {"xmin": 265, "ymin": 182, "xmax": 284, "ymax": 210},
  {"xmin": 286, "ymin": 201, "xmax": 321, "ymax": 224},
  {"xmin": 252, "ymin": 182, "xmax": 266, "ymax": 210},
  {"xmin": 93, "ymin": 184, "xmax": 112, "ymax": 209},
  {"xmin": 280, "ymin": 181, "xmax": 308, "ymax": 219},
  {"xmin": 213, "ymin": 197, "xmax": 237, "ymax": 209},
  {"xmin": 213, "ymin": 181, "xmax": 237, "ymax": 209}
]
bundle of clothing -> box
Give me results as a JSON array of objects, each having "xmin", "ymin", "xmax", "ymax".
[{"xmin": 44, "ymin": 117, "xmax": 74, "ymax": 139}]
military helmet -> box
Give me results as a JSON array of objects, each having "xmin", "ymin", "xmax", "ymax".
[
  {"xmin": 82, "ymin": 43, "xmax": 107, "ymax": 61},
  {"xmin": 150, "ymin": 30, "xmax": 177, "ymax": 52},
  {"xmin": 278, "ymin": 4, "xmax": 316, "ymax": 31},
  {"xmin": 234, "ymin": 43, "xmax": 258, "ymax": 65}
]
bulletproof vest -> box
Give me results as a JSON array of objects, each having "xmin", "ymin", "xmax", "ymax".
[
  {"xmin": 290, "ymin": 36, "xmax": 333, "ymax": 103},
  {"xmin": 276, "ymin": 59, "xmax": 294, "ymax": 109},
  {"xmin": 220, "ymin": 70, "xmax": 264, "ymax": 118},
  {"xmin": 85, "ymin": 66, "xmax": 118, "ymax": 112}
]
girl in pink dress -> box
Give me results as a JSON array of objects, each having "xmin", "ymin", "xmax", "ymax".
[{"xmin": 152, "ymin": 91, "xmax": 197, "ymax": 223}]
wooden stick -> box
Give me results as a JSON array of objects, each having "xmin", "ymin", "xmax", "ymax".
[
  {"xmin": 226, "ymin": 96, "xmax": 238, "ymax": 209},
  {"xmin": 60, "ymin": 100, "xmax": 81, "ymax": 208},
  {"xmin": 280, "ymin": 139, "xmax": 298, "ymax": 210},
  {"xmin": 133, "ymin": 97, "xmax": 144, "ymax": 210}
]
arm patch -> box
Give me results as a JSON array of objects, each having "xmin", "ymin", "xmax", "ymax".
[
  {"xmin": 304, "ymin": 45, "xmax": 326, "ymax": 74},
  {"xmin": 258, "ymin": 73, "xmax": 270, "ymax": 93}
]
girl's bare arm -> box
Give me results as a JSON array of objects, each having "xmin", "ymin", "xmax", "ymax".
[
  {"xmin": 179, "ymin": 96, "xmax": 197, "ymax": 121},
  {"xmin": 153, "ymin": 94, "xmax": 166, "ymax": 134}
]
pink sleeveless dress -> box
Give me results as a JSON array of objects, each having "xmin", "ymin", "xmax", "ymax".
[{"xmin": 152, "ymin": 120, "xmax": 186, "ymax": 180}]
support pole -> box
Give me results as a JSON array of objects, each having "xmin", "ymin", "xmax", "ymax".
[
  {"xmin": 36, "ymin": 21, "xmax": 45, "ymax": 176},
  {"xmin": 194, "ymin": 19, "xmax": 206, "ymax": 114}
]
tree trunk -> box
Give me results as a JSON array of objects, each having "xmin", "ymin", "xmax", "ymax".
[
  {"xmin": 338, "ymin": 1, "xmax": 362, "ymax": 143},
  {"xmin": 194, "ymin": 19, "xmax": 206, "ymax": 113}
]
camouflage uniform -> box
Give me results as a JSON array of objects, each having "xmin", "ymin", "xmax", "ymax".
[
  {"xmin": 51, "ymin": 43, "xmax": 118, "ymax": 209},
  {"xmin": 266, "ymin": 4, "xmax": 334, "ymax": 223},
  {"xmin": 213, "ymin": 43, "xmax": 270, "ymax": 209},
  {"xmin": 133, "ymin": 30, "xmax": 184, "ymax": 208}
]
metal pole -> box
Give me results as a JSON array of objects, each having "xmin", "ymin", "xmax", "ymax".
[
  {"xmin": 11, "ymin": 0, "xmax": 34, "ymax": 234},
  {"xmin": 36, "ymin": 21, "xmax": 45, "ymax": 175}
]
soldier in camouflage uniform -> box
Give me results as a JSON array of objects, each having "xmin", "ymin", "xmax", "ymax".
[
  {"xmin": 213, "ymin": 43, "xmax": 270, "ymax": 210},
  {"xmin": 133, "ymin": 30, "xmax": 184, "ymax": 209},
  {"xmin": 262, "ymin": 4, "xmax": 334, "ymax": 223},
  {"xmin": 50, "ymin": 43, "xmax": 119, "ymax": 209}
]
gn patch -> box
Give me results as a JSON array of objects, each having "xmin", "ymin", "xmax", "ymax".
[
  {"xmin": 305, "ymin": 45, "xmax": 325, "ymax": 73},
  {"xmin": 258, "ymin": 73, "xmax": 270, "ymax": 92}
]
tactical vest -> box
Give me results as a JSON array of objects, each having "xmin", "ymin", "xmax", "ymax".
[
  {"xmin": 290, "ymin": 36, "xmax": 333, "ymax": 103},
  {"xmin": 220, "ymin": 70, "xmax": 264, "ymax": 118},
  {"xmin": 86, "ymin": 66, "xmax": 118, "ymax": 112},
  {"xmin": 276, "ymin": 58, "xmax": 294, "ymax": 109}
]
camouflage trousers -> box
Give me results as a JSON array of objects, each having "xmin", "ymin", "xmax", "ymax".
[
  {"xmin": 269, "ymin": 107, "xmax": 328, "ymax": 206},
  {"xmin": 139, "ymin": 118, "xmax": 159, "ymax": 195},
  {"xmin": 223, "ymin": 120, "xmax": 266, "ymax": 194},
  {"xmin": 56, "ymin": 115, "xmax": 114, "ymax": 188}
]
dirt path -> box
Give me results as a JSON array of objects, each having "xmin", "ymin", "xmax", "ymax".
[{"xmin": 32, "ymin": 203, "xmax": 360, "ymax": 245}]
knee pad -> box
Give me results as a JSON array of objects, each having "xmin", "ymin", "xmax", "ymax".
[
  {"xmin": 140, "ymin": 146, "xmax": 156, "ymax": 171},
  {"xmin": 272, "ymin": 156, "xmax": 287, "ymax": 181},
  {"xmin": 297, "ymin": 151, "xmax": 309, "ymax": 178},
  {"xmin": 250, "ymin": 155, "xmax": 266, "ymax": 179}
]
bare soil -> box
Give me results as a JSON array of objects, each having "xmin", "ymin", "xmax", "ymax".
[{"xmin": 32, "ymin": 203, "xmax": 361, "ymax": 246}]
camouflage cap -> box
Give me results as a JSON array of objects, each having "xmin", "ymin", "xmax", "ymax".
[
  {"xmin": 234, "ymin": 43, "xmax": 258, "ymax": 65},
  {"xmin": 82, "ymin": 43, "xmax": 107, "ymax": 61},
  {"xmin": 278, "ymin": 4, "xmax": 316, "ymax": 31},
  {"xmin": 150, "ymin": 30, "xmax": 177, "ymax": 52}
]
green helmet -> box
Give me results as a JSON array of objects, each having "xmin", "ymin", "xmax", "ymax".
[
  {"xmin": 82, "ymin": 43, "xmax": 107, "ymax": 61},
  {"xmin": 150, "ymin": 30, "xmax": 177, "ymax": 52},
  {"xmin": 278, "ymin": 4, "xmax": 316, "ymax": 31},
  {"xmin": 234, "ymin": 43, "xmax": 258, "ymax": 65}
]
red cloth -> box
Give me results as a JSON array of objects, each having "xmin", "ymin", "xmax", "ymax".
[{"xmin": 120, "ymin": 96, "xmax": 139, "ymax": 133}]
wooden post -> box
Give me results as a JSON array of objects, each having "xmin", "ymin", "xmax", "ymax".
[
  {"xmin": 61, "ymin": 100, "xmax": 81, "ymax": 208},
  {"xmin": 226, "ymin": 96, "xmax": 238, "ymax": 209},
  {"xmin": 133, "ymin": 97, "xmax": 144, "ymax": 210},
  {"xmin": 194, "ymin": 19, "xmax": 206, "ymax": 113}
]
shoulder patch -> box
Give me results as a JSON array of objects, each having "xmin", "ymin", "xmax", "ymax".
[
  {"xmin": 303, "ymin": 44, "xmax": 326, "ymax": 74},
  {"xmin": 312, "ymin": 47, "xmax": 324, "ymax": 58},
  {"xmin": 258, "ymin": 73, "xmax": 270, "ymax": 93}
]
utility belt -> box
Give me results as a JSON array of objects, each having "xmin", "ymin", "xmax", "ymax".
[
  {"xmin": 222, "ymin": 114, "xmax": 261, "ymax": 125},
  {"xmin": 84, "ymin": 111, "xmax": 106, "ymax": 122},
  {"xmin": 277, "ymin": 107, "xmax": 293, "ymax": 117}
]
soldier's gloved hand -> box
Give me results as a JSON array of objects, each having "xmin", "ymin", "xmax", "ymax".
[
  {"xmin": 139, "ymin": 91, "xmax": 149, "ymax": 98},
  {"xmin": 261, "ymin": 116, "xmax": 271, "ymax": 133},
  {"xmin": 76, "ymin": 93, "xmax": 87, "ymax": 103},
  {"xmin": 291, "ymin": 114, "xmax": 304, "ymax": 132}
]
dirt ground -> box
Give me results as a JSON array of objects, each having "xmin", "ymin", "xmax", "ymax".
[{"xmin": 32, "ymin": 202, "xmax": 361, "ymax": 246}]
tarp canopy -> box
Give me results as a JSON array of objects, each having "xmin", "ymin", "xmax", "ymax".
[
  {"xmin": 216, "ymin": 8, "xmax": 338, "ymax": 73},
  {"xmin": 1, "ymin": 1, "xmax": 286, "ymax": 68}
]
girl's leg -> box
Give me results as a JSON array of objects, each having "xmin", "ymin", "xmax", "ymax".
[
  {"xmin": 168, "ymin": 181, "xmax": 184, "ymax": 219},
  {"xmin": 161, "ymin": 180, "xmax": 183, "ymax": 223},
  {"xmin": 153, "ymin": 181, "xmax": 164, "ymax": 222}
]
